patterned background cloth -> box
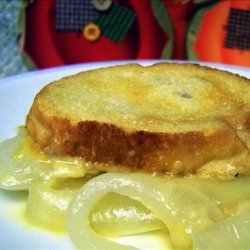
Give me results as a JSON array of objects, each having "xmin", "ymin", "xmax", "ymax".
[
  {"xmin": 56, "ymin": 0, "xmax": 98, "ymax": 32},
  {"xmin": 224, "ymin": 8, "xmax": 250, "ymax": 51},
  {"xmin": 1, "ymin": 0, "xmax": 249, "ymax": 79},
  {"xmin": 0, "ymin": 0, "xmax": 34, "ymax": 78},
  {"xmin": 56, "ymin": 0, "xmax": 135, "ymax": 43},
  {"xmin": 94, "ymin": 3, "xmax": 136, "ymax": 43}
]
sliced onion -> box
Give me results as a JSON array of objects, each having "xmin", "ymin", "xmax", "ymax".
[
  {"xmin": 0, "ymin": 127, "xmax": 87, "ymax": 190},
  {"xmin": 27, "ymin": 176, "xmax": 165, "ymax": 234},
  {"xmin": 192, "ymin": 209, "xmax": 250, "ymax": 249},
  {"xmin": 27, "ymin": 180, "xmax": 78, "ymax": 230},
  {"xmin": 66, "ymin": 173, "xmax": 223, "ymax": 249},
  {"xmin": 90, "ymin": 192, "xmax": 165, "ymax": 237},
  {"xmin": 0, "ymin": 129, "xmax": 33, "ymax": 190},
  {"xmin": 177, "ymin": 177, "xmax": 250, "ymax": 217},
  {"xmin": 26, "ymin": 174, "xmax": 100, "ymax": 230}
]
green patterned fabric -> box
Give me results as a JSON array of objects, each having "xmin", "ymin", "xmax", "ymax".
[
  {"xmin": 151, "ymin": 0, "xmax": 173, "ymax": 59},
  {"xmin": 94, "ymin": 3, "xmax": 136, "ymax": 43},
  {"xmin": 0, "ymin": 0, "xmax": 35, "ymax": 78},
  {"xmin": 186, "ymin": 1, "xmax": 219, "ymax": 60}
]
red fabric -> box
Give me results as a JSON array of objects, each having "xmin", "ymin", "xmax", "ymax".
[
  {"xmin": 24, "ymin": 0, "xmax": 250, "ymax": 69},
  {"xmin": 163, "ymin": 0, "xmax": 193, "ymax": 59},
  {"xmin": 194, "ymin": 0, "xmax": 250, "ymax": 67},
  {"xmin": 25, "ymin": 0, "xmax": 193, "ymax": 69},
  {"xmin": 129, "ymin": 0, "xmax": 166, "ymax": 59},
  {"xmin": 25, "ymin": 0, "xmax": 64, "ymax": 67}
]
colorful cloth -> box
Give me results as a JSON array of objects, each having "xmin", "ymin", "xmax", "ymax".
[
  {"xmin": 56, "ymin": 0, "xmax": 98, "ymax": 32},
  {"xmin": 23, "ymin": 0, "xmax": 250, "ymax": 69},
  {"xmin": 0, "ymin": 0, "xmax": 34, "ymax": 78},
  {"xmin": 224, "ymin": 8, "xmax": 250, "ymax": 50},
  {"xmin": 94, "ymin": 3, "xmax": 136, "ymax": 43}
]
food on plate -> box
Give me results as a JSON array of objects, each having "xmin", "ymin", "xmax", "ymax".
[
  {"xmin": 0, "ymin": 63, "xmax": 250, "ymax": 249},
  {"xmin": 26, "ymin": 63, "xmax": 250, "ymax": 176}
]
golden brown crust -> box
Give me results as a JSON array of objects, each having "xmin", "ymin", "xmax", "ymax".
[
  {"xmin": 26, "ymin": 111, "xmax": 245, "ymax": 174},
  {"xmin": 26, "ymin": 63, "xmax": 250, "ymax": 176}
]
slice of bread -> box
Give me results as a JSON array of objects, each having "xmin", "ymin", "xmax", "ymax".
[{"xmin": 26, "ymin": 63, "xmax": 250, "ymax": 176}]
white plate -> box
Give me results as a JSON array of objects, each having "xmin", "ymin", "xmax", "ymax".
[{"xmin": 0, "ymin": 60, "xmax": 249, "ymax": 249}]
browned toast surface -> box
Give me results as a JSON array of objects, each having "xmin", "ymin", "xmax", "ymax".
[{"xmin": 26, "ymin": 63, "xmax": 250, "ymax": 176}]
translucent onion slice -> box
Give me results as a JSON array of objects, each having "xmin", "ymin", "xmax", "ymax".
[
  {"xmin": 177, "ymin": 177, "xmax": 250, "ymax": 217},
  {"xmin": 66, "ymin": 173, "xmax": 223, "ymax": 249},
  {"xmin": 26, "ymin": 178, "xmax": 87, "ymax": 230},
  {"xmin": 192, "ymin": 209, "xmax": 250, "ymax": 249},
  {"xmin": 27, "ymin": 176, "xmax": 165, "ymax": 235},
  {"xmin": 0, "ymin": 129, "xmax": 33, "ymax": 190},
  {"xmin": 90, "ymin": 192, "xmax": 165, "ymax": 237},
  {"xmin": 0, "ymin": 127, "xmax": 87, "ymax": 190}
]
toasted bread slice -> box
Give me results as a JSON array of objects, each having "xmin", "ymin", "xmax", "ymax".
[{"xmin": 26, "ymin": 63, "xmax": 250, "ymax": 176}]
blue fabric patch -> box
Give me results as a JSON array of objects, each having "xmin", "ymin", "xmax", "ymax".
[{"xmin": 56, "ymin": 0, "xmax": 98, "ymax": 32}]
